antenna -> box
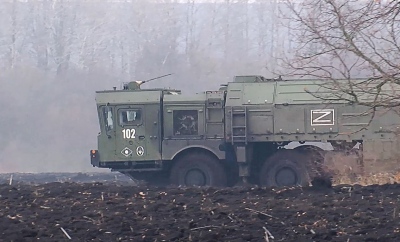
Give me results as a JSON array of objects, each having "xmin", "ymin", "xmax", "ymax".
[{"xmin": 135, "ymin": 73, "xmax": 173, "ymax": 87}]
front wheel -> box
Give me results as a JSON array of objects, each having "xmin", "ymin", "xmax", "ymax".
[
  {"xmin": 170, "ymin": 152, "xmax": 228, "ymax": 187},
  {"xmin": 259, "ymin": 150, "xmax": 310, "ymax": 187}
]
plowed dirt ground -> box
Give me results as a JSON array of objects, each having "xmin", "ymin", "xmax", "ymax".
[{"xmin": 0, "ymin": 173, "xmax": 400, "ymax": 241}]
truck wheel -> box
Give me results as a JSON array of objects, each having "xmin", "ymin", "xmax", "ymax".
[
  {"xmin": 259, "ymin": 150, "xmax": 310, "ymax": 187},
  {"xmin": 170, "ymin": 152, "xmax": 228, "ymax": 187}
]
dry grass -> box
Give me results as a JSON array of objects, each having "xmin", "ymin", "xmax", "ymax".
[
  {"xmin": 333, "ymin": 170, "xmax": 400, "ymax": 186},
  {"xmin": 322, "ymin": 151, "xmax": 400, "ymax": 186}
]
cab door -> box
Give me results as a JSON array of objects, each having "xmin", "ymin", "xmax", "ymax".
[
  {"xmin": 115, "ymin": 104, "xmax": 161, "ymax": 161},
  {"xmin": 97, "ymin": 105, "xmax": 117, "ymax": 162}
]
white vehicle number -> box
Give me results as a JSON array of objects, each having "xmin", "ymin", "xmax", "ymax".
[{"xmin": 122, "ymin": 128, "xmax": 136, "ymax": 139}]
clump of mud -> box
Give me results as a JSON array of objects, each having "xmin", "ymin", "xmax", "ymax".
[{"xmin": 311, "ymin": 176, "xmax": 333, "ymax": 189}]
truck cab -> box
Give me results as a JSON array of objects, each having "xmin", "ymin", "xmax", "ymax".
[
  {"xmin": 91, "ymin": 80, "xmax": 229, "ymax": 186},
  {"xmin": 91, "ymin": 82, "xmax": 181, "ymax": 174}
]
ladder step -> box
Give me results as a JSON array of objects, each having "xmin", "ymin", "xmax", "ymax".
[{"xmin": 230, "ymin": 106, "xmax": 247, "ymax": 144}]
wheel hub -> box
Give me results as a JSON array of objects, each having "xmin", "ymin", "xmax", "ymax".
[
  {"xmin": 275, "ymin": 167, "xmax": 298, "ymax": 186},
  {"xmin": 185, "ymin": 168, "xmax": 206, "ymax": 186}
]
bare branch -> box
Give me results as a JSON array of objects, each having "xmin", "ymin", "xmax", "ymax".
[{"xmin": 275, "ymin": 0, "xmax": 400, "ymax": 114}]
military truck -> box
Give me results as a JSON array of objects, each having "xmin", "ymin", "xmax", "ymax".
[{"xmin": 90, "ymin": 75, "xmax": 400, "ymax": 187}]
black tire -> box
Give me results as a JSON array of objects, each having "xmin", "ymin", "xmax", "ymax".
[
  {"xmin": 259, "ymin": 150, "xmax": 310, "ymax": 187},
  {"xmin": 170, "ymin": 152, "xmax": 228, "ymax": 187}
]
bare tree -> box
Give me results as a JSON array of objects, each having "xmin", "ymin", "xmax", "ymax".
[
  {"xmin": 47, "ymin": 0, "xmax": 79, "ymax": 75},
  {"xmin": 10, "ymin": 0, "xmax": 17, "ymax": 69},
  {"xmin": 277, "ymin": 0, "xmax": 400, "ymax": 110}
]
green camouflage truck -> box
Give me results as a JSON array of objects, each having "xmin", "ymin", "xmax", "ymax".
[{"xmin": 90, "ymin": 75, "xmax": 400, "ymax": 187}]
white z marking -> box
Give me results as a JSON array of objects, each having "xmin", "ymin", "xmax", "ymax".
[{"xmin": 311, "ymin": 109, "xmax": 334, "ymax": 126}]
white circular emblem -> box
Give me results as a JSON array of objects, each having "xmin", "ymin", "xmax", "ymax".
[
  {"xmin": 121, "ymin": 147, "xmax": 133, "ymax": 157},
  {"xmin": 136, "ymin": 146, "xmax": 144, "ymax": 156}
]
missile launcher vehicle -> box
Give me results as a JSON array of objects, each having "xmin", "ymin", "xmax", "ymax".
[{"xmin": 90, "ymin": 75, "xmax": 400, "ymax": 187}]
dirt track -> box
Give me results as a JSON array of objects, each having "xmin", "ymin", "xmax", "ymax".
[{"xmin": 0, "ymin": 173, "xmax": 400, "ymax": 241}]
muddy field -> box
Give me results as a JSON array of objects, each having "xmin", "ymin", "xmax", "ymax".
[
  {"xmin": 0, "ymin": 173, "xmax": 400, "ymax": 241},
  {"xmin": 0, "ymin": 172, "xmax": 134, "ymax": 185}
]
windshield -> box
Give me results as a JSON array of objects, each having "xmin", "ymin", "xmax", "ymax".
[{"xmin": 119, "ymin": 109, "xmax": 142, "ymax": 126}]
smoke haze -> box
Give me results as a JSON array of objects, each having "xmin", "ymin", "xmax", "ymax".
[{"xmin": 0, "ymin": 0, "xmax": 308, "ymax": 172}]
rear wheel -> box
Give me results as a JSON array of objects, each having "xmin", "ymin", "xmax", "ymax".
[
  {"xmin": 259, "ymin": 150, "xmax": 310, "ymax": 187},
  {"xmin": 170, "ymin": 152, "xmax": 228, "ymax": 187}
]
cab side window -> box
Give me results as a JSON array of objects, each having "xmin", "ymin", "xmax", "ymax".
[
  {"xmin": 119, "ymin": 109, "xmax": 142, "ymax": 126},
  {"xmin": 102, "ymin": 106, "xmax": 114, "ymax": 131}
]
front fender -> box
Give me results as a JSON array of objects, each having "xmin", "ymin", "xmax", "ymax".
[{"xmin": 162, "ymin": 139, "xmax": 225, "ymax": 160}]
